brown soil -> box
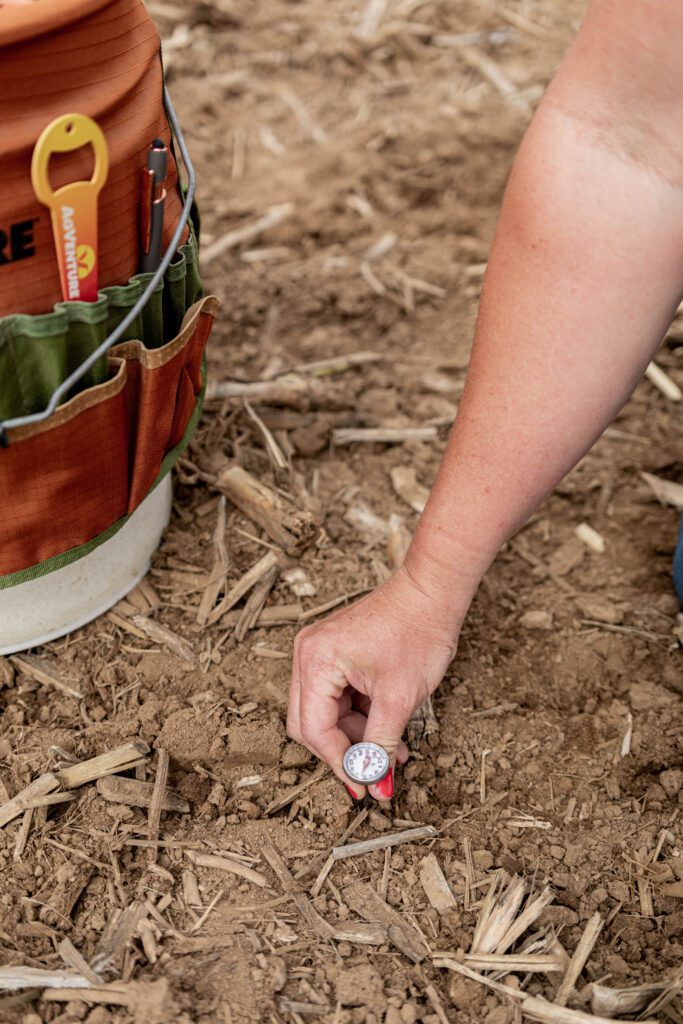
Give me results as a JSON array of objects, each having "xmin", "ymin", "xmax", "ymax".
[{"xmin": 2, "ymin": 2, "xmax": 683, "ymax": 1022}]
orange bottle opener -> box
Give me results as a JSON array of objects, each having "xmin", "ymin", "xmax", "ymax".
[{"xmin": 31, "ymin": 113, "xmax": 109, "ymax": 303}]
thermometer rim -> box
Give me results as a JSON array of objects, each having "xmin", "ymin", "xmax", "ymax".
[{"xmin": 343, "ymin": 742, "xmax": 391, "ymax": 784}]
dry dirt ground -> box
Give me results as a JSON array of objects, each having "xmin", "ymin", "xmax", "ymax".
[{"xmin": 2, "ymin": 1, "xmax": 683, "ymax": 1022}]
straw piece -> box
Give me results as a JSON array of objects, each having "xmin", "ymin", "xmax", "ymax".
[
  {"xmin": 495, "ymin": 885, "xmax": 554, "ymax": 955},
  {"xmin": 196, "ymin": 496, "xmax": 228, "ymax": 625},
  {"xmin": 90, "ymin": 901, "xmax": 149, "ymax": 974},
  {"xmin": 0, "ymin": 773, "xmax": 60, "ymax": 828},
  {"xmin": 554, "ymin": 912, "xmax": 603, "ymax": 1007},
  {"xmin": 10, "ymin": 654, "xmax": 82, "ymax": 700},
  {"xmin": 265, "ymin": 764, "xmax": 328, "ymax": 816},
  {"xmin": 207, "ymin": 549, "xmax": 284, "ymax": 626},
  {"xmin": 96, "ymin": 775, "xmax": 189, "ymax": 813},
  {"xmin": 575, "ymin": 523, "xmax": 605, "ymax": 554},
  {"xmin": 147, "ymin": 750, "xmax": 169, "ymax": 863},
  {"xmin": 333, "ymin": 426, "xmax": 437, "ymax": 445},
  {"xmin": 57, "ymin": 938, "xmax": 101, "ymax": 986},
  {"xmin": 201, "ymin": 203, "xmax": 295, "ymax": 264},
  {"xmin": 590, "ymin": 983, "xmax": 667, "ymax": 1017},
  {"xmin": 343, "ymin": 880, "xmax": 429, "ymax": 963},
  {"xmin": 261, "ymin": 842, "xmax": 336, "ymax": 942},
  {"xmin": 645, "ymin": 360, "xmax": 682, "ymax": 401},
  {"xmin": 0, "ymin": 967, "xmax": 91, "ymax": 992},
  {"xmin": 462, "ymin": 953, "xmax": 564, "ymax": 973},
  {"xmin": 217, "ymin": 464, "xmax": 317, "ymax": 557},
  {"xmin": 333, "ymin": 825, "xmax": 437, "ymax": 860},
  {"xmin": 13, "ymin": 809, "xmax": 33, "ymax": 861},
  {"xmin": 130, "ymin": 615, "xmax": 196, "ymax": 665},
  {"xmin": 641, "ymin": 472, "xmax": 683, "ymax": 510},
  {"xmin": 57, "ymin": 742, "xmax": 150, "ymax": 789},
  {"xmin": 424, "ymin": 983, "xmax": 450, "ymax": 1024},
  {"xmin": 189, "ymin": 851, "xmax": 269, "ymax": 888}
]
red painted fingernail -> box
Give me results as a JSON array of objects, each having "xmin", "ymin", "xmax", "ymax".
[
  {"xmin": 344, "ymin": 783, "xmax": 359, "ymax": 800},
  {"xmin": 375, "ymin": 768, "xmax": 394, "ymax": 800}
]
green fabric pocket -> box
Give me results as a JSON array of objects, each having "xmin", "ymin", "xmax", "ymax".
[{"xmin": 0, "ymin": 230, "xmax": 202, "ymax": 421}]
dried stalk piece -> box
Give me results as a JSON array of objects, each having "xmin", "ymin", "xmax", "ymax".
[
  {"xmin": 265, "ymin": 764, "xmax": 327, "ymax": 816},
  {"xmin": 343, "ymin": 881, "xmax": 429, "ymax": 963},
  {"xmin": 96, "ymin": 776, "xmax": 189, "ymax": 813},
  {"xmin": 57, "ymin": 742, "xmax": 150, "ymax": 789},
  {"xmin": 188, "ymin": 851, "xmax": 269, "ymax": 888},
  {"xmin": 129, "ymin": 615, "xmax": 196, "ymax": 665},
  {"xmin": 333, "ymin": 825, "xmax": 438, "ymax": 861},
  {"xmin": 147, "ymin": 750, "xmax": 170, "ymax": 864},
  {"xmin": 555, "ymin": 912, "xmax": 603, "ymax": 1007},
  {"xmin": 0, "ymin": 774, "xmax": 60, "ymax": 829},
  {"xmin": 590, "ymin": 982, "xmax": 667, "ymax": 1017},
  {"xmin": 201, "ymin": 202, "xmax": 295, "ymax": 264},
  {"xmin": 38, "ymin": 861, "xmax": 93, "ymax": 927},
  {"xmin": 333, "ymin": 426, "xmax": 437, "ymax": 445},
  {"xmin": 0, "ymin": 966, "xmax": 92, "ymax": 992},
  {"xmin": 207, "ymin": 549, "xmax": 285, "ymax": 626},
  {"xmin": 261, "ymin": 842, "xmax": 336, "ymax": 942},
  {"xmin": 196, "ymin": 496, "xmax": 228, "ymax": 626},
  {"xmin": 234, "ymin": 563, "xmax": 280, "ymax": 641},
  {"xmin": 462, "ymin": 953, "xmax": 564, "ymax": 973},
  {"xmin": 182, "ymin": 870, "xmax": 202, "ymax": 908},
  {"xmin": 57, "ymin": 938, "xmax": 101, "ymax": 986},
  {"xmin": 217, "ymin": 465, "xmax": 317, "ymax": 556},
  {"xmin": 10, "ymin": 654, "xmax": 82, "ymax": 700},
  {"xmin": 90, "ymin": 901, "xmax": 149, "ymax": 974}
]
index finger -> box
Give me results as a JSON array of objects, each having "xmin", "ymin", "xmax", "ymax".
[{"xmin": 299, "ymin": 662, "xmax": 367, "ymax": 798}]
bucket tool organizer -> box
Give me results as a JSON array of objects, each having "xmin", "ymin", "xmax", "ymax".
[{"xmin": 0, "ymin": 0, "xmax": 219, "ymax": 653}]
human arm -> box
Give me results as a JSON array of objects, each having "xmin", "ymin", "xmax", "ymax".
[{"xmin": 287, "ymin": 0, "xmax": 683, "ymax": 799}]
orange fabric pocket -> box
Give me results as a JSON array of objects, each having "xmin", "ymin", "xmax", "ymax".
[{"xmin": 0, "ymin": 294, "xmax": 218, "ymax": 577}]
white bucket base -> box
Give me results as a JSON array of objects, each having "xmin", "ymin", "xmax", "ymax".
[{"xmin": 0, "ymin": 474, "xmax": 172, "ymax": 656}]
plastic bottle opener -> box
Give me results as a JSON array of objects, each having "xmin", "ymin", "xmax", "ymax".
[{"xmin": 31, "ymin": 113, "xmax": 109, "ymax": 303}]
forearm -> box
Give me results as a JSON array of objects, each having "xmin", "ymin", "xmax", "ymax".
[{"xmin": 407, "ymin": 49, "xmax": 683, "ymax": 611}]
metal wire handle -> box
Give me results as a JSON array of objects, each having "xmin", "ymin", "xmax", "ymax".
[{"xmin": 0, "ymin": 84, "xmax": 196, "ymax": 443}]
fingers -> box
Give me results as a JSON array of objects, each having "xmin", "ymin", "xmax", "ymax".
[{"xmin": 362, "ymin": 691, "xmax": 414, "ymax": 801}]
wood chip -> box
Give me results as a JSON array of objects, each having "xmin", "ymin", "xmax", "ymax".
[
  {"xmin": 182, "ymin": 870, "xmax": 202, "ymax": 908},
  {"xmin": 333, "ymin": 824, "xmax": 437, "ymax": 860},
  {"xmin": 57, "ymin": 742, "xmax": 150, "ymax": 789},
  {"xmin": 96, "ymin": 775, "xmax": 189, "ymax": 813},
  {"xmin": 0, "ymin": 773, "xmax": 60, "ymax": 828},
  {"xmin": 641, "ymin": 471, "xmax": 683, "ymax": 510},
  {"xmin": 343, "ymin": 881, "xmax": 429, "ymax": 963},
  {"xmin": 419, "ymin": 853, "xmax": 456, "ymax": 912},
  {"xmin": 390, "ymin": 465, "xmax": 430, "ymax": 513},
  {"xmin": 10, "ymin": 654, "xmax": 82, "ymax": 699},
  {"xmin": 188, "ymin": 851, "xmax": 269, "ymax": 888}
]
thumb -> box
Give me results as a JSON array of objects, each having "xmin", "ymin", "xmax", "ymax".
[{"xmin": 363, "ymin": 692, "xmax": 412, "ymax": 802}]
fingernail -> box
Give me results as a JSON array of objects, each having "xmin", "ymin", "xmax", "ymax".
[
  {"xmin": 375, "ymin": 768, "xmax": 394, "ymax": 800},
  {"xmin": 344, "ymin": 783, "xmax": 359, "ymax": 800}
]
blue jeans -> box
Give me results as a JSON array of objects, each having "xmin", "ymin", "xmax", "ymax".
[{"xmin": 674, "ymin": 516, "xmax": 683, "ymax": 605}]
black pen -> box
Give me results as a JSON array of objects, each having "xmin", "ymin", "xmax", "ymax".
[{"xmin": 139, "ymin": 138, "xmax": 167, "ymax": 273}]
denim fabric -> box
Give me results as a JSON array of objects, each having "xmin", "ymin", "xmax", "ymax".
[{"xmin": 674, "ymin": 514, "xmax": 683, "ymax": 605}]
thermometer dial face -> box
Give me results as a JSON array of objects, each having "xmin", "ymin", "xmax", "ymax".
[{"xmin": 343, "ymin": 742, "xmax": 390, "ymax": 785}]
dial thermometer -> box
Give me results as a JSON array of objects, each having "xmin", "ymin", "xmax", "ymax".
[{"xmin": 343, "ymin": 742, "xmax": 390, "ymax": 786}]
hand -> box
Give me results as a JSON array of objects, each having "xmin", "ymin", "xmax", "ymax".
[{"xmin": 287, "ymin": 566, "xmax": 461, "ymax": 801}]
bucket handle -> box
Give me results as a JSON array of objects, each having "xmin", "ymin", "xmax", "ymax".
[{"xmin": 0, "ymin": 85, "xmax": 195, "ymax": 445}]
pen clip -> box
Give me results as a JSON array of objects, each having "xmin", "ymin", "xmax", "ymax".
[{"xmin": 139, "ymin": 166, "xmax": 154, "ymax": 255}]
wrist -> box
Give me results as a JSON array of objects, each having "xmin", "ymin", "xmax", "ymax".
[{"xmin": 402, "ymin": 524, "xmax": 489, "ymax": 622}]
